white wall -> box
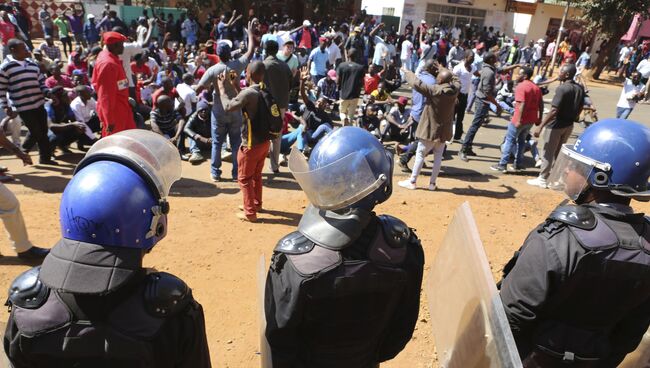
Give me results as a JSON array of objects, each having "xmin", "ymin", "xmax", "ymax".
[
  {"xmin": 361, "ymin": 0, "xmax": 405, "ymax": 17},
  {"xmin": 399, "ymin": 0, "xmax": 513, "ymax": 34}
]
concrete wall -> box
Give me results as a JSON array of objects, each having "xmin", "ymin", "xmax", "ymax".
[
  {"xmin": 399, "ymin": 0, "xmax": 513, "ymax": 35},
  {"xmin": 525, "ymin": 2, "xmax": 582, "ymax": 44},
  {"xmin": 362, "ymin": 0, "xmax": 405, "ymax": 17}
]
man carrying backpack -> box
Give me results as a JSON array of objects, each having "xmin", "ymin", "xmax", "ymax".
[{"xmin": 219, "ymin": 61, "xmax": 282, "ymax": 222}]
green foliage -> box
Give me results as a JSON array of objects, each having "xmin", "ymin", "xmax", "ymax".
[{"xmin": 576, "ymin": 0, "xmax": 650, "ymax": 36}]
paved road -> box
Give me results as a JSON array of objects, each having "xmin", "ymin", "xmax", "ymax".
[{"xmin": 393, "ymin": 79, "xmax": 650, "ymax": 180}]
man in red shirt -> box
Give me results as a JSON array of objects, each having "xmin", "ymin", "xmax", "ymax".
[
  {"xmin": 91, "ymin": 31, "xmax": 135, "ymax": 137},
  {"xmin": 491, "ymin": 66, "xmax": 542, "ymax": 172},
  {"xmin": 364, "ymin": 64, "xmax": 385, "ymax": 95}
]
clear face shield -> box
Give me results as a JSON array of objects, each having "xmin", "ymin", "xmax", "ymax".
[
  {"xmin": 288, "ymin": 147, "xmax": 388, "ymax": 211},
  {"xmin": 79, "ymin": 130, "xmax": 182, "ymax": 199},
  {"xmin": 548, "ymin": 145, "xmax": 611, "ymax": 201}
]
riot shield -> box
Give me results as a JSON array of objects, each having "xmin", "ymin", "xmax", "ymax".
[
  {"xmin": 426, "ymin": 202, "xmax": 522, "ymax": 368},
  {"xmin": 619, "ymin": 328, "xmax": 650, "ymax": 368},
  {"xmin": 258, "ymin": 255, "xmax": 272, "ymax": 368}
]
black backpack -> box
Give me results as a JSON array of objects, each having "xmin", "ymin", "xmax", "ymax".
[{"xmin": 250, "ymin": 85, "xmax": 283, "ymax": 142}]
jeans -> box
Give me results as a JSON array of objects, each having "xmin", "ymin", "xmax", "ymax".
[
  {"xmin": 189, "ymin": 138, "xmax": 211, "ymax": 154},
  {"xmin": 461, "ymin": 99, "xmax": 490, "ymax": 152},
  {"xmin": 211, "ymin": 110, "xmax": 242, "ymax": 178},
  {"xmin": 466, "ymin": 78, "xmax": 480, "ymax": 112},
  {"xmin": 297, "ymin": 124, "xmax": 332, "ymax": 150},
  {"xmin": 454, "ymin": 93, "xmax": 468, "ymax": 140},
  {"xmin": 497, "ymin": 101, "xmax": 515, "ymax": 115},
  {"xmin": 19, "ymin": 106, "xmax": 51, "ymax": 163},
  {"xmin": 237, "ymin": 141, "xmax": 271, "ymax": 217},
  {"xmin": 498, "ymin": 123, "xmax": 533, "ymax": 168},
  {"xmin": 409, "ymin": 140, "xmax": 446, "ymax": 185},
  {"xmin": 269, "ymin": 108, "xmax": 287, "ymax": 172},
  {"xmin": 616, "ymin": 106, "xmax": 633, "ymax": 119},
  {"xmin": 280, "ymin": 125, "xmax": 304, "ymax": 154},
  {"xmin": 48, "ymin": 128, "xmax": 95, "ymax": 149}
]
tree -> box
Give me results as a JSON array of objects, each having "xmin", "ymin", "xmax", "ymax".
[{"xmin": 576, "ymin": 0, "xmax": 650, "ymax": 79}]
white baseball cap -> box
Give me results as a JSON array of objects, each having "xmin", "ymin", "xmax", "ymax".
[
  {"xmin": 88, "ymin": 14, "xmax": 95, "ymax": 19},
  {"xmin": 303, "ymin": 20, "xmax": 311, "ymax": 27}
]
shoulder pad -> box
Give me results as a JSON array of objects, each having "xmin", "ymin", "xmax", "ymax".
[
  {"xmin": 274, "ymin": 231, "xmax": 316, "ymax": 255},
  {"xmin": 378, "ymin": 215, "xmax": 412, "ymax": 248},
  {"xmin": 144, "ymin": 272, "xmax": 191, "ymax": 318},
  {"xmin": 6, "ymin": 266, "xmax": 49, "ymax": 310},
  {"xmin": 547, "ymin": 205, "xmax": 597, "ymax": 230}
]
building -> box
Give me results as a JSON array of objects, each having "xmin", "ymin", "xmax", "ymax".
[{"xmin": 360, "ymin": 0, "xmax": 587, "ymax": 46}]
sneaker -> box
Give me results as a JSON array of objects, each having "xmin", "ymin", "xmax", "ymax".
[
  {"xmin": 17, "ymin": 246, "xmax": 49, "ymax": 259},
  {"xmin": 181, "ymin": 153, "xmax": 191, "ymax": 161},
  {"xmin": 398, "ymin": 179, "xmax": 416, "ymax": 190},
  {"xmin": 398, "ymin": 161, "xmax": 412, "ymax": 173},
  {"xmin": 466, "ymin": 149, "xmax": 478, "ymax": 157},
  {"xmin": 279, "ymin": 154, "xmax": 288, "ymax": 167},
  {"xmin": 535, "ymin": 159, "xmax": 543, "ymax": 168},
  {"xmin": 211, "ymin": 174, "xmax": 221, "ymax": 182},
  {"xmin": 527, "ymin": 177, "xmax": 547, "ymax": 188},
  {"xmin": 39, "ymin": 159, "xmax": 59, "ymax": 166},
  {"xmin": 428, "ymin": 183, "xmax": 437, "ymax": 191},
  {"xmin": 188, "ymin": 152, "xmax": 205, "ymax": 164},
  {"xmin": 490, "ymin": 164, "xmax": 507, "ymax": 173},
  {"xmin": 512, "ymin": 165, "xmax": 524, "ymax": 172},
  {"xmin": 459, "ymin": 151, "xmax": 469, "ymax": 162}
]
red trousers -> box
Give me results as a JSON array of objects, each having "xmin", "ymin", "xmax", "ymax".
[{"xmin": 237, "ymin": 141, "xmax": 270, "ymax": 217}]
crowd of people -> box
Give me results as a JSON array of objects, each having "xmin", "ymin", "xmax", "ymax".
[{"xmin": 0, "ymin": 2, "xmax": 650, "ymax": 367}]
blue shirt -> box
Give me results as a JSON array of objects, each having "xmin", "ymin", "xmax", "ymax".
[
  {"xmin": 309, "ymin": 47, "xmax": 328, "ymax": 76},
  {"xmin": 577, "ymin": 52, "xmax": 591, "ymax": 68},
  {"xmin": 410, "ymin": 71, "xmax": 436, "ymax": 122},
  {"xmin": 471, "ymin": 51, "xmax": 484, "ymax": 80},
  {"xmin": 83, "ymin": 21, "xmax": 99, "ymax": 43}
]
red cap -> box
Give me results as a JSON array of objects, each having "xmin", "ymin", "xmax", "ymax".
[
  {"xmin": 319, "ymin": 36, "xmax": 328, "ymax": 43},
  {"xmin": 103, "ymin": 31, "xmax": 127, "ymax": 46},
  {"xmin": 397, "ymin": 96, "xmax": 408, "ymax": 106},
  {"xmin": 476, "ymin": 42, "xmax": 485, "ymax": 50}
]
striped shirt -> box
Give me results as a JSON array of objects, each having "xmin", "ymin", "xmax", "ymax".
[{"xmin": 0, "ymin": 56, "xmax": 48, "ymax": 112}]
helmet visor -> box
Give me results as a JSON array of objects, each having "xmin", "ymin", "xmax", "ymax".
[
  {"xmin": 548, "ymin": 145, "xmax": 610, "ymax": 200},
  {"xmin": 289, "ymin": 147, "xmax": 388, "ymax": 210},
  {"xmin": 82, "ymin": 130, "xmax": 182, "ymax": 198}
]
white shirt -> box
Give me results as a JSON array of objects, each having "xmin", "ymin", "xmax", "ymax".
[
  {"xmin": 146, "ymin": 57, "xmax": 160, "ymax": 75},
  {"xmin": 327, "ymin": 43, "xmax": 341, "ymax": 66},
  {"xmin": 400, "ymin": 39, "xmax": 413, "ymax": 60},
  {"xmin": 533, "ymin": 44, "xmax": 543, "ymax": 61},
  {"xmin": 175, "ymin": 82, "xmax": 198, "ymax": 116},
  {"xmin": 136, "ymin": 25, "xmax": 148, "ymax": 45},
  {"xmin": 636, "ymin": 59, "xmax": 650, "ymax": 78},
  {"xmin": 619, "ymin": 46, "xmax": 631, "ymax": 62},
  {"xmin": 451, "ymin": 27, "xmax": 461, "ymax": 41},
  {"xmin": 118, "ymin": 42, "xmax": 145, "ymax": 87},
  {"xmin": 617, "ymin": 79, "xmax": 645, "ymax": 109},
  {"xmin": 453, "ymin": 62, "xmax": 476, "ymax": 94},
  {"xmin": 70, "ymin": 96, "xmax": 97, "ymax": 123}
]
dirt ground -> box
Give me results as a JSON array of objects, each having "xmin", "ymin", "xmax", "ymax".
[{"xmin": 0, "ymin": 145, "xmax": 648, "ymax": 367}]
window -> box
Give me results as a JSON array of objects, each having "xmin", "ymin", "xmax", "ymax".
[
  {"xmin": 425, "ymin": 3, "xmax": 486, "ymax": 28},
  {"xmin": 382, "ymin": 7, "xmax": 395, "ymax": 16}
]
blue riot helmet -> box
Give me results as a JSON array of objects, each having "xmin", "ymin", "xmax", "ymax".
[
  {"xmin": 548, "ymin": 119, "xmax": 650, "ymax": 202},
  {"xmin": 289, "ymin": 126, "xmax": 393, "ymax": 211},
  {"xmin": 60, "ymin": 130, "xmax": 182, "ymax": 250}
]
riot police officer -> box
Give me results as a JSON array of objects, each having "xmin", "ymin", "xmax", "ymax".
[
  {"xmin": 500, "ymin": 119, "xmax": 650, "ymax": 367},
  {"xmin": 264, "ymin": 127, "xmax": 425, "ymax": 368},
  {"xmin": 3, "ymin": 131, "xmax": 211, "ymax": 367}
]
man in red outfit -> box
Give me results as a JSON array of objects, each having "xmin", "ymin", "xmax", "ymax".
[{"xmin": 91, "ymin": 31, "xmax": 135, "ymax": 136}]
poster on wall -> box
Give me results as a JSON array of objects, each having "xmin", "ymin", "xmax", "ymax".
[{"xmin": 449, "ymin": 0, "xmax": 474, "ymax": 5}]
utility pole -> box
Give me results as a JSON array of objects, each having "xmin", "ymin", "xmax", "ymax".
[{"xmin": 548, "ymin": 0, "xmax": 571, "ymax": 76}]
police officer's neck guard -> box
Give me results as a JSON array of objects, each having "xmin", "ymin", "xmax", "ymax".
[{"xmin": 298, "ymin": 204, "xmax": 373, "ymax": 250}]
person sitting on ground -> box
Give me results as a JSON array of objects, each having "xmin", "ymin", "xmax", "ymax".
[
  {"xmin": 31, "ymin": 49, "xmax": 52, "ymax": 74},
  {"xmin": 316, "ymin": 69, "xmax": 338, "ymax": 103},
  {"xmin": 45, "ymin": 63, "xmax": 74, "ymax": 90},
  {"xmin": 45, "ymin": 86, "xmax": 97, "ymax": 152},
  {"xmin": 39, "ymin": 35, "xmax": 61, "ymax": 61},
  {"xmin": 495, "ymin": 79, "xmax": 515, "ymax": 115},
  {"xmin": 70, "ymin": 85, "xmax": 100, "ymax": 140},
  {"xmin": 156, "ymin": 61, "xmax": 181, "ymax": 85},
  {"xmin": 370, "ymin": 81, "xmax": 394, "ymax": 111},
  {"xmin": 183, "ymin": 99, "xmax": 212, "ymax": 164},
  {"xmin": 357, "ymin": 103, "xmax": 382, "ymax": 138},
  {"xmin": 66, "ymin": 51, "xmax": 88, "ymax": 77},
  {"xmin": 363, "ymin": 63, "xmax": 385, "ymax": 95},
  {"xmin": 131, "ymin": 52, "xmax": 155, "ymax": 85},
  {"xmin": 150, "ymin": 94, "xmax": 185, "ymax": 149},
  {"xmin": 381, "ymin": 96, "xmax": 411, "ymax": 142},
  {"xmin": 297, "ymin": 66, "xmax": 333, "ymax": 153},
  {"xmin": 383, "ymin": 58, "xmax": 402, "ymax": 93},
  {"xmin": 151, "ymin": 76, "xmax": 185, "ymax": 114}
]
